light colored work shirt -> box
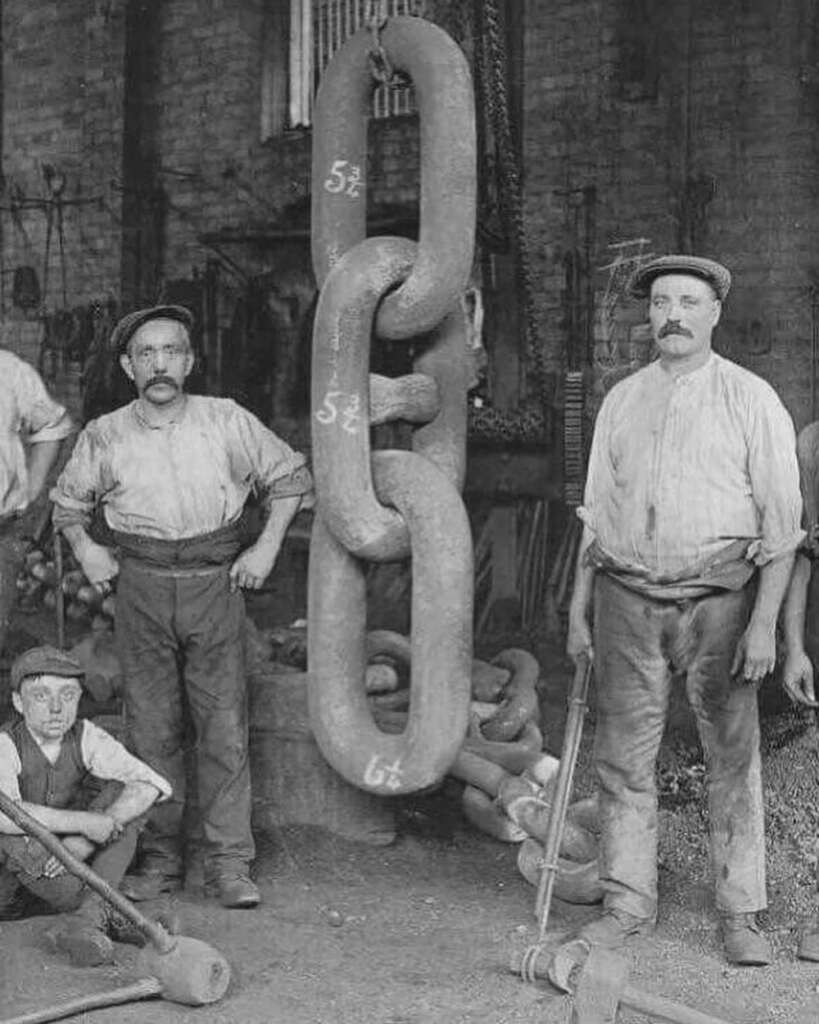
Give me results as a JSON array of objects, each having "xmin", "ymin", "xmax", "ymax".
[
  {"xmin": 0, "ymin": 717, "xmax": 171, "ymax": 832},
  {"xmin": 50, "ymin": 395, "xmax": 313, "ymax": 540},
  {"xmin": 579, "ymin": 353, "xmax": 803, "ymax": 582},
  {"xmin": 0, "ymin": 350, "xmax": 73, "ymax": 517}
]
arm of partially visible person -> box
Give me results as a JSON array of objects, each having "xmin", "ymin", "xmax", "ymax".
[
  {"xmin": 781, "ymin": 422, "xmax": 819, "ymax": 706},
  {"xmin": 227, "ymin": 405, "xmax": 314, "ymax": 592},
  {"xmin": 16, "ymin": 358, "xmax": 74, "ymax": 505},
  {"xmin": 731, "ymin": 390, "xmax": 804, "ymax": 682},
  {"xmin": 782, "ymin": 552, "xmax": 817, "ymax": 706},
  {"xmin": 49, "ymin": 427, "xmax": 119, "ymax": 588},
  {"xmin": 26, "ymin": 440, "xmax": 64, "ymax": 506}
]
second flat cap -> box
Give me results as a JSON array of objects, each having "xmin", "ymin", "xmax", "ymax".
[{"xmin": 629, "ymin": 255, "xmax": 731, "ymax": 301}]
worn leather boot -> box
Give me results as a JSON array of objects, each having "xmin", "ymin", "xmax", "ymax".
[
  {"xmin": 721, "ymin": 912, "xmax": 772, "ymax": 966},
  {"xmin": 45, "ymin": 912, "xmax": 115, "ymax": 967},
  {"xmin": 212, "ymin": 873, "xmax": 260, "ymax": 909},
  {"xmin": 577, "ymin": 907, "xmax": 655, "ymax": 948}
]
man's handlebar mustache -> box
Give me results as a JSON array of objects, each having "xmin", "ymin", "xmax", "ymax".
[{"xmin": 658, "ymin": 321, "xmax": 693, "ymax": 339}]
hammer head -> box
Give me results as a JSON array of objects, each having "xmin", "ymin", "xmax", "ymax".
[
  {"xmin": 548, "ymin": 939, "xmax": 628, "ymax": 1024},
  {"xmin": 137, "ymin": 935, "xmax": 231, "ymax": 1006}
]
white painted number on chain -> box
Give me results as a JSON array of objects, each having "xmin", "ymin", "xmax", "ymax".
[
  {"xmin": 363, "ymin": 754, "xmax": 404, "ymax": 791},
  {"xmin": 315, "ymin": 390, "xmax": 362, "ymax": 434},
  {"xmin": 324, "ymin": 159, "xmax": 364, "ymax": 198},
  {"xmin": 341, "ymin": 394, "xmax": 361, "ymax": 434}
]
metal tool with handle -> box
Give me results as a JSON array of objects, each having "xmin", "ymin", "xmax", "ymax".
[
  {"xmin": 520, "ymin": 651, "xmax": 592, "ymax": 982},
  {"xmin": 0, "ymin": 789, "xmax": 230, "ymax": 1008}
]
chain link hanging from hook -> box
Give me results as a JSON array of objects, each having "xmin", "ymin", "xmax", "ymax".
[{"xmin": 308, "ymin": 15, "xmax": 477, "ymax": 794}]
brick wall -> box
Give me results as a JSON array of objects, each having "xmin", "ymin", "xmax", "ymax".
[
  {"xmin": 523, "ymin": 0, "xmax": 819, "ymax": 431},
  {"xmin": 0, "ymin": 0, "xmax": 424, "ymax": 422},
  {"xmin": 7, "ymin": 0, "xmax": 816, "ymax": 430},
  {"xmin": 2, "ymin": 0, "xmax": 125, "ymax": 315},
  {"xmin": 135, "ymin": 1, "xmax": 421, "ymax": 284},
  {"xmin": 1, "ymin": 0, "xmax": 126, "ymax": 418}
]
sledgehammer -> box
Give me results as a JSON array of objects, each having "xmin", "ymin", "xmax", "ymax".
[
  {"xmin": 509, "ymin": 938, "xmax": 735, "ymax": 1024},
  {"xmin": 0, "ymin": 789, "xmax": 231, "ymax": 1010}
]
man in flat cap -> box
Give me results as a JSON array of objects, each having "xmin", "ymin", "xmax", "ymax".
[
  {"xmin": 0, "ymin": 348, "xmax": 73, "ymax": 655},
  {"xmin": 567, "ymin": 255, "xmax": 802, "ymax": 965},
  {"xmin": 0, "ymin": 644, "xmax": 170, "ymax": 964},
  {"xmin": 50, "ymin": 306, "xmax": 313, "ymax": 909}
]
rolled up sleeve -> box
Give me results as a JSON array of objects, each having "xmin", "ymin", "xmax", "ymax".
[
  {"xmin": 233, "ymin": 405, "xmax": 314, "ymax": 511},
  {"xmin": 49, "ymin": 427, "xmax": 105, "ymax": 531},
  {"xmin": 576, "ymin": 392, "xmax": 614, "ymax": 538},
  {"xmin": 80, "ymin": 720, "xmax": 171, "ymax": 802},
  {"xmin": 747, "ymin": 388, "xmax": 804, "ymax": 564}
]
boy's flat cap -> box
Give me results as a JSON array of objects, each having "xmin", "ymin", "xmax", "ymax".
[{"xmin": 11, "ymin": 645, "xmax": 84, "ymax": 691}]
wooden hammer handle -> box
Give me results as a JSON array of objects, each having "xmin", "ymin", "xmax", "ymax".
[
  {"xmin": 622, "ymin": 984, "xmax": 734, "ymax": 1024},
  {"xmin": 0, "ymin": 788, "xmax": 173, "ymax": 953},
  {"xmin": 1, "ymin": 978, "xmax": 161, "ymax": 1024}
]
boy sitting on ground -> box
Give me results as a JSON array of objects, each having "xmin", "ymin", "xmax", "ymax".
[{"xmin": 0, "ymin": 644, "xmax": 171, "ymax": 965}]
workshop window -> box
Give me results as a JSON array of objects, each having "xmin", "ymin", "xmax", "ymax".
[{"xmin": 262, "ymin": 0, "xmax": 419, "ymax": 139}]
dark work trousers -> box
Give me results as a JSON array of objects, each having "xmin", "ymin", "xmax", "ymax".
[
  {"xmin": 593, "ymin": 573, "xmax": 765, "ymax": 921},
  {"xmin": 0, "ymin": 781, "xmax": 138, "ymax": 922},
  {"xmin": 115, "ymin": 559, "xmax": 252, "ymax": 883}
]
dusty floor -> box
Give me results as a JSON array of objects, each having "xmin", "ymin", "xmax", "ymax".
[
  {"xmin": 3, "ymin": 710, "xmax": 819, "ymax": 1024},
  {"xmin": 3, "ymin": 605, "xmax": 819, "ymax": 1022},
  {"xmin": 2, "ymin": 812, "xmax": 819, "ymax": 1024}
]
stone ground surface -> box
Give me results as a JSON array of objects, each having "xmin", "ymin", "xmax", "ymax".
[
  {"xmin": 2, "ymin": 606, "xmax": 819, "ymax": 1022},
  {"xmin": 1, "ymin": 814, "xmax": 819, "ymax": 1024}
]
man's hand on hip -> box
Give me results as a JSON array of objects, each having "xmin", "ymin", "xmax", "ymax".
[
  {"xmin": 229, "ymin": 542, "xmax": 277, "ymax": 593},
  {"xmin": 731, "ymin": 621, "xmax": 776, "ymax": 683},
  {"xmin": 783, "ymin": 647, "xmax": 818, "ymax": 707}
]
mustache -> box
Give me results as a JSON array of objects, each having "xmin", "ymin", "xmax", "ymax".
[
  {"xmin": 658, "ymin": 321, "xmax": 693, "ymax": 339},
  {"xmin": 145, "ymin": 375, "xmax": 178, "ymax": 389}
]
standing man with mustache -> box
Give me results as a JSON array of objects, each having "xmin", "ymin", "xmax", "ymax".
[
  {"xmin": 50, "ymin": 306, "xmax": 313, "ymax": 909},
  {"xmin": 566, "ymin": 256, "xmax": 802, "ymax": 965}
]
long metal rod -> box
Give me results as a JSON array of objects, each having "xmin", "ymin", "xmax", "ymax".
[{"xmin": 533, "ymin": 653, "xmax": 592, "ymax": 927}]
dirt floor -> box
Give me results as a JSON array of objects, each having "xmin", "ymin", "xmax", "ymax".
[
  {"xmin": 2, "ymin": 806, "xmax": 819, "ymax": 1024},
  {"xmin": 3, "ymin": 612, "xmax": 819, "ymax": 1022}
]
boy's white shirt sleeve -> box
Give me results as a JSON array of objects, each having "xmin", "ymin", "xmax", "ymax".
[
  {"xmin": 80, "ymin": 720, "xmax": 172, "ymax": 802},
  {"xmin": 0, "ymin": 732, "xmax": 24, "ymax": 832}
]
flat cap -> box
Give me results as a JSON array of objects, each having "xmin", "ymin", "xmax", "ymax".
[
  {"xmin": 629, "ymin": 255, "xmax": 731, "ymax": 301},
  {"xmin": 112, "ymin": 304, "xmax": 194, "ymax": 355},
  {"xmin": 11, "ymin": 645, "xmax": 84, "ymax": 691}
]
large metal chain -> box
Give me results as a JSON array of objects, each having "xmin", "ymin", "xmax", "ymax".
[{"xmin": 308, "ymin": 16, "xmax": 477, "ymax": 794}]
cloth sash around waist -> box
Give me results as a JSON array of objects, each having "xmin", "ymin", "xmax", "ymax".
[
  {"xmin": 586, "ymin": 537, "xmax": 756, "ymax": 602},
  {"xmin": 112, "ymin": 519, "xmax": 245, "ymax": 573}
]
